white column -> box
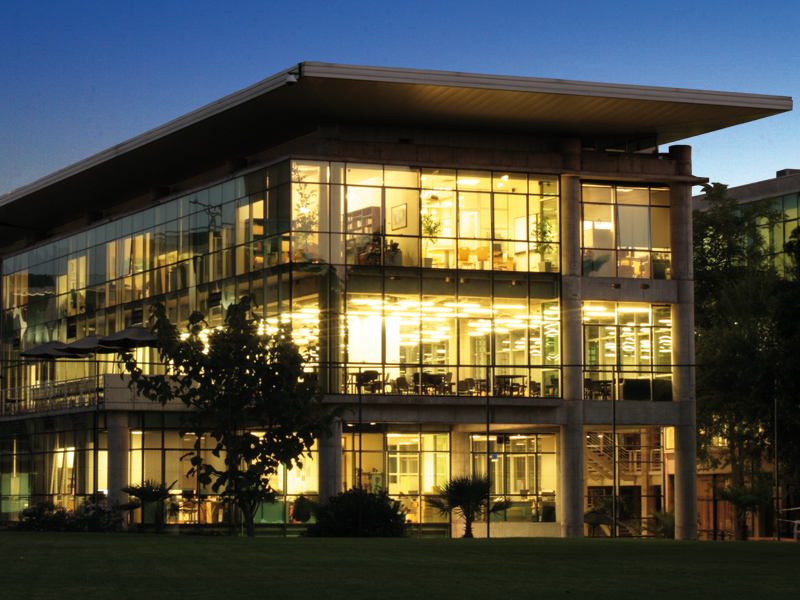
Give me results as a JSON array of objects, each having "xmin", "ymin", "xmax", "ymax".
[
  {"xmin": 559, "ymin": 172, "xmax": 585, "ymax": 537},
  {"xmin": 318, "ymin": 417, "xmax": 343, "ymax": 502},
  {"xmin": 669, "ymin": 145, "xmax": 698, "ymax": 540}
]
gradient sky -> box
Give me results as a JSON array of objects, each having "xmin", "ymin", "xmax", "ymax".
[{"xmin": 2, "ymin": 0, "xmax": 798, "ymax": 197}]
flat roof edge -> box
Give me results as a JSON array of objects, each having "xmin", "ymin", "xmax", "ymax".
[
  {"xmin": 0, "ymin": 65, "xmax": 298, "ymax": 208},
  {"xmin": 1, "ymin": 61, "xmax": 791, "ymax": 207},
  {"xmin": 302, "ymin": 62, "xmax": 794, "ymax": 111}
]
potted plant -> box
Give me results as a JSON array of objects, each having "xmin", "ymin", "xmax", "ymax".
[
  {"xmin": 531, "ymin": 215, "xmax": 555, "ymax": 272},
  {"xmin": 421, "ymin": 213, "xmax": 442, "ymax": 268}
]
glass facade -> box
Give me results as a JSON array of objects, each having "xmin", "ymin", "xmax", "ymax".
[
  {"xmin": 582, "ymin": 183, "xmax": 671, "ymax": 279},
  {"xmin": 0, "ymin": 152, "xmax": 681, "ymax": 535},
  {"xmin": 2, "ymin": 159, "xmax": 563, "ymax": 400},
  {"xmin": 0, "ymin": 413, "xmax": 103, "ymax": 521},
  {"xmin": 745, "ymin": 190, "xmax": 800, "ymax": 275}
]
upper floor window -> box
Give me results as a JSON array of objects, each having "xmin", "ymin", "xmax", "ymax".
[{"xmin": 581, "ymin": 184, "xmax": 670, "ymax": 279}]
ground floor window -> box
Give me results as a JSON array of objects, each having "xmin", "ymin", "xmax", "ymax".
[
  {"xmin": 584, "ymin": 427, "xmax": 665, "ymax": 537},
  {"xmin": 470, "ymin": 433, "xmax": 557, "ymax": 522},
  {"xmin": 342, "ymin": 425, "xmax": 450, "ymax": 524}
]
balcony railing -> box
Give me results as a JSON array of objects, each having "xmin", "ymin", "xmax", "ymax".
[{"xmin": 0, "ymin": 376, "xmax": 102, "ymax": 417}]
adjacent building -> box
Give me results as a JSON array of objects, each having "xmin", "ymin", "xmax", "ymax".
[{"xmin": 0, "ymin": 63, "xmax": 791, "ymax": 537}]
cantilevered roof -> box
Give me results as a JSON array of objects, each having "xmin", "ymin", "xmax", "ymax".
[{"xmin": 0, "ymin": 61, "xmax": 792, "ymax": 249}]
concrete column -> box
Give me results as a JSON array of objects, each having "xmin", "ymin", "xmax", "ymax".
[
  {"xmin": 669, "ymin": 150, "xmax": 698, "ymax": 540},
  {"xmin": 450, "ymin": 427, "xmax": 472, "ymax": 538},
  {"xmin": 558, "ymin": 418, "xmax": 585, "ymax": 537},
  {"xmin": 106, "ymin": 411, "xmax": 130, "ymax": 507},
  {"xmin": 450, "ymin": 427, "xmax": 471, "ymax": 478},
  {"xmin": 560, "ymin": 138, "xmax": 582, "ymax": 173},
  {"xmin": 558, "ymin": 173, "xmax": 585, "ymax": 537},
  {"xmin": 318, "ymin": 417, "xmax": 343, "ymax": 502}
]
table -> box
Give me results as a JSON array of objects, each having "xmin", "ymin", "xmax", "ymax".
[{"xmin": 494, "ymin": 374, "xmax": 526, "ymax": 396}]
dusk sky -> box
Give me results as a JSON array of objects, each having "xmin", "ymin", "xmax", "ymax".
[{"xmin": 2, "ymin": 0, "xmax": 798, "ymax": 197}]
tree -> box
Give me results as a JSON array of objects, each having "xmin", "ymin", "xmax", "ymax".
[
  {"xmin": 693, "ymin": 182, "xmax": 779, "ymax": 328},
  {"xmin": 716, "ymin": 483, "xmax": 772, "ymax": 541},
  {"xmin": 426, "ymin": 475, "xmax": 511, "ymax": 538},
  {"xmin": 694, "ymin": 184, "xmax": 782, "ymax": 503},
  {"xmin": 120, "ymin": 480, "xmax": 178, "ymax": 533},
  {"xmin": 120, "ymin": 295, "xmax": 338, "ymax": 537}
]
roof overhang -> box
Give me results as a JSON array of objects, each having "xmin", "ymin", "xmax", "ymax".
[{"xmin": 0, "ymin": 61, "xmax": 792, "ymax": 250}]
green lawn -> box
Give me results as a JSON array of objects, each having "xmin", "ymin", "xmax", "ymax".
[{"xmin": 2, "ymin": 533, "xmax": 798, "ymax": 599}]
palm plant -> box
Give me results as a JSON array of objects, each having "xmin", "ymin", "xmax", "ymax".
[
  {"xmin": 426, "ymin": 475, "xmax": 511, "ymax": 538},
  {"xmin": 121, "ymin": 480, "xmax": 179, "ymax": 533}
]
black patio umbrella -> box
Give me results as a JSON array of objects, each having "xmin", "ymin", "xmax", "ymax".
[
  {"xmin": 62, "ymin": 334, "xmax": 120, "ymax": 355},
  {"xmin": 19, "ymin": 340, "xmax": 91, "ymax": 359},
  {"xmin": 98, "ymin": 325, "xmax": 159, "ymax": 350}
]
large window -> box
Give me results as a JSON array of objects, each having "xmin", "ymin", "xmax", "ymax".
[
  {"xmin": 582, "ymin": 183, "xmax": 670, "ymax": 279},
  {"xmin": 582, "ymin": 302, "xmax": 672, "ymax": 401},
  {"xmin": 471, "ymin": 433, "xmax": 557, "ymax": 523},
  {"xmin": 342, "ymin": 427, "xmax": 449, "ymax": 525}
]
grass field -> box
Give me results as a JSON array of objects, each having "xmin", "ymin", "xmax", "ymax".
[{"xmin": 2, "ymin": 533, "xmax": 798, "ymax": 599}]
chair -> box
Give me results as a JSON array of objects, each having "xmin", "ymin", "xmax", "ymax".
[
  {"xmin": 394, "ymin": 377, "xmax": 410, "ymax": 394},
  {"xmin": 356, "ymin": 370, "xmax": 380, "ymax": 393},
  {"xmin": 476, "ymin": 247, "xmax": 490, "ymax": 264},
  {"xmin": 529, "ymin": 381, "xmax": 542, "ymax": 397},
  {"xmin": 458, "ymin": 247, "xmax": 473, "ymax": 269},
  {"xmin": 510, "ymin": 380, "xmax": 526, "ymax": 396},
  {"xmin": 442, "ymin": 372, "xmax": 454, "ymax": 394},
  {"xmin": 492, "ymin": 243, "xmax": 509, "ymax": 270}
]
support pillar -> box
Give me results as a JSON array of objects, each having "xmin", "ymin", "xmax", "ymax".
[
  {"xmin": 669, "ymin": 147, "xmax": 697, "ymax": 540},
  {"xmin": 559, "ymin": 173, "xmax": 585, "ymax": 537},
  {"xmin": 106, "ymin": 411, "xmax": 130, "ymax": 507},
  {"xmin": 318, "ymin": 417, "xmax": 343, "ymax": 502}
]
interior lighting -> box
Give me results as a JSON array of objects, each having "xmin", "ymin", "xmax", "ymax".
[
  {"xmin": 444, "ymin": 302, "xmax": 480, "ymax": 308},
  {"xmin": 619, "ymin": 307, "xmax": 651, "ymax": 313},
  {"xmin": 493, "ymin": 304, "xmax": 525, "ymax": 310},
  {"xmin": 468, "ymin": 332, "xmax": 485, "ymax": 336},
  {"xmin": 583, "ymin": 306, "xmax": 607, "ymax": 311},
  {"xmin": 457, "ymin": 179, "xmax": 480, "ymax": 185}
]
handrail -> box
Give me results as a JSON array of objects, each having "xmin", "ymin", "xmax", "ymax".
[{"xmin": 0, "ymin": 375, "xmax": 101, "ymax": 417}]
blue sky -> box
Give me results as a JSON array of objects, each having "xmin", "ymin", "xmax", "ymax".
[{"xmin": 2, "ymin": 0, "xmax": 798, "ymax": 196}]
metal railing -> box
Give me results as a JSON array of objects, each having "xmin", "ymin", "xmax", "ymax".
[{"xmin": 0, "ymin": 375, "xmax": 102, "ymax": 417}]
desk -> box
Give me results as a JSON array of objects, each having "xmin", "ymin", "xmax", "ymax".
[
  {"xmin": 426, "ymin": 248, "xmax": 454, "ymax": 268},
  {"xmin": 494, "ymin": 374, "xmax": 526, "ymax": 396}
]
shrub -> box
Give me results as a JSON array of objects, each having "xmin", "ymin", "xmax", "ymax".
[
  {"xmin": 304, "ymin": 488, "xmax": 406, "ymax": 537},
  {"xmin": 16, "ymin": 501, "xmax": 72, "ymax": 532},
  {"xmin": 15, "ymin": 500, "xmax": 126, "ymax": 533},
  {"xmin": 71, "ymin": 502, "xmax": 126, "ymax": 533}
]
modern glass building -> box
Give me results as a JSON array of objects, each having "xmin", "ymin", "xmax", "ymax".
[{"xmin": 0, "ymin": 63, "xmax": 791, "ymax": 537}]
